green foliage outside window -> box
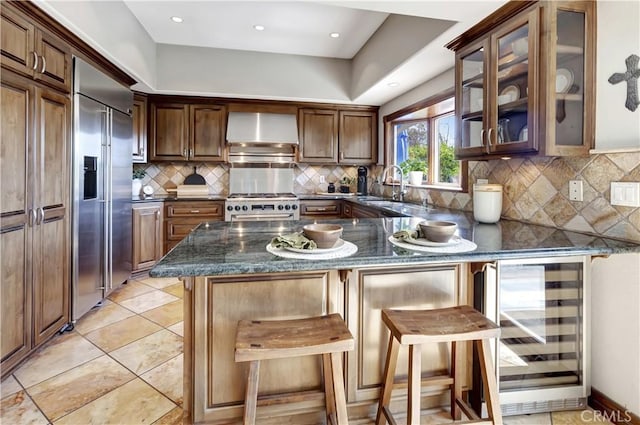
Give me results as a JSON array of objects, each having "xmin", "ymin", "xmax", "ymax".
[{"xmin": 438, "ymin": 124, "xmax": 459, "ymax": 183}]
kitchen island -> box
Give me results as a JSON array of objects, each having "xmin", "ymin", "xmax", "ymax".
[{"xmin": 150, "ymin": 210, "xmax": 640, "ymax": 424}]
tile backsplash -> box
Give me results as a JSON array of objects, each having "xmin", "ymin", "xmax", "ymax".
[{"xmin": 134, "ymin": 152, "xmax": 640, "ymax": 242}]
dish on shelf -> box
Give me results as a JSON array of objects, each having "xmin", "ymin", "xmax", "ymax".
[
  {"xmin": 556, "ymin": 68, "xmax": 574, "ymax": 93},
  {"xmin": 518, "ymin": 125, "xmax": 528, "ymax": 141},
  {"xmin": 499, "ymin": 85, "xmax": 520, "ymax": 104},
  {"xmin": 511, "ymin": 37, "xmax": 528, "ymax": 56},
  {"xmin": 404, "ymin": 235, "xmax": 462, "ymax": 247},
  {"xmin": 283, "ymin": 238, "xmax": 345, "ymax": 254}
]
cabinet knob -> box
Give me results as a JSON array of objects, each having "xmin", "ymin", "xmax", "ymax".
[
  {"xmin": 189, "ymin": 148, "xmax": 193, "ymax": 158},
  {"xmin": 183, "ymin": 148, "xmax": 187, "ymax": 157},
  {"xmin": 40, "ymin": 56, "xmax": 46, "ymax": 74},
  {"xmin": 31, "ymin": 51, "xmax": 38, "ymax": 71}
]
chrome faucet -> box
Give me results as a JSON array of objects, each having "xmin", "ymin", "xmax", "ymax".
[{"xmin": 381, "ymin": 165, "xmax": 406, "ymax": 202}]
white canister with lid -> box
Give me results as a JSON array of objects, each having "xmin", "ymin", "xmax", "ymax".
[{"xmin": 473, "ymin": 184, "xmax": 503, "ymax": 223}]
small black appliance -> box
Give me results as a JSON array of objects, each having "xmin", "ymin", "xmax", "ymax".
[{"xmin": 357, "ymin": 166, "xmax": 368, "ymax": 195}]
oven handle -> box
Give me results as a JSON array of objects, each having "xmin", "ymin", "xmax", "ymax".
[{"xmin": 229, "ymin": 213, "xmax": 295, "ymax": 222}]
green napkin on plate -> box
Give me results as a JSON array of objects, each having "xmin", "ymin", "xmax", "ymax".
[
  {"xmin": 393, "ymin": 227, "xmax": 424, "ymax": 241},
  {"xmin": 271, "ymin": 232, "xmax": 318, "ymax": 250}
]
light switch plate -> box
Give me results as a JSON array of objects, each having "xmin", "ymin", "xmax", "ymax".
[
  {"xmin": 477, "ymin": 179, "xmax": 489, "ymax": 184},
  {"xmin": 569, "ymin": 180, "xmax": 583, "ymax": 201},
  {"xmin": 611, "ymin": 182, "xmax": 640, "ymax": 207}
]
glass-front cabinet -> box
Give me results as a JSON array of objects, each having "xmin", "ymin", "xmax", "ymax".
[{"xmin": 449, "ymin": 1, "xmax": 594, "ymax": 160}]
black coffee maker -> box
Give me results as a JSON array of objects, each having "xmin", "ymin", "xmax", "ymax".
[{"xmin": 357, "ymin": 166, "xmax": 368, "ymax": 195}]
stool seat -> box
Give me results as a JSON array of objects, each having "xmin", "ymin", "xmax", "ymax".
[
  {"xmin": 383, "ymin": 305, "xmax": 500, "ymax": 345},
  {"xmin": 377, "ymin": 305, "xmax": 502, "ymax": 425},
  {"xmin": 235, "ymin": 313, "xmax": 354, "ymax": 425}
]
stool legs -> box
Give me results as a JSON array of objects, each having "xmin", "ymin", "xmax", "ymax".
[
  {"xmin": 243, "ymin": 360, "xmax": 260, "ymax": 425},
  {"xmin": 323, "ymin": 354, "xmax": 337, "ymax": 423},
  {"xmin": 329, "ymin": 352, "xmax": 349, "ymax": 425},
  {"xmin": 477, "ymin": 339, "xmax": 502, "ymax": 424},
  {"xmin": 451, "ymin": 341, "xmax": 462, "ymax": 420},
  {"xmin": 376, "ymin": 334, "xmax": 400, "ymax": 425},
  {"xmin": 408, "ymin": 344, "xmax": 422, "ymax": 424}
]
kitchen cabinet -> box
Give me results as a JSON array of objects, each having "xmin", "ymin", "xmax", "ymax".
[
  {"xmin": 150, "ymin": 101, "xmax": 226, "ymax": 162},
  {"xmin": 164, "ymin": 201, "xmax": 224, "ymax": 253},
  {"xmin": 448, "ymin": 1, "xmax": 595, "ymax": 160},
  {"xmin": 1, "ymin": 71, "xmax": 71, "ymax": 376},
  {"xmin": 300, "ymin": 200, "xmax": 342, "ymax": 219},
  {"xmin": 132, "ymin": 93, "xmax": 147, "ymax": 163},
  {"xmin": 350, "ymin": 203, "xmax": 382, "ymax": 218},
  {"xmin": 298, "ymin": 108, "xmax": 377, "ymax": 165},
  {"xmin": 1, "ymin": 6, "xmax": 71, "ymax": 93},
  {"xmin": 132, "ymin": 202, "xmax": 163, "ymax": 273}
]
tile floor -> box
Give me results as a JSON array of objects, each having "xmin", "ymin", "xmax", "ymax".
[{"xmin": 0, "ymin": 276, "xmax": 612, "ymax": 424}]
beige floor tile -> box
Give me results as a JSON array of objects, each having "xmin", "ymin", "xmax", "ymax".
[
  {"xmin": 26, "ymin": 355, "xmax": 135, "ymax": 421},
  {"xmin": 74, "ymin": 301, "xmax": 135, "ymax": 335},
  {"xmin": 1, "ymin": 375, "xmax": 23, "ymax": 399},
  {"xmin": 167, "ymin": 321, "xmax": 184, "ymax": 337},
  {"xmin": 14, "ymin": 332, "xmax": 103, "ymax": 388},
  {"xmin": 1, "ymin": 390, "xmax": 49, "ymax": 425},
  {"xmin": 53, "ymin": 378, "xmax": 175, "ymax": 425},
  {"xmin": 84, "ymin": 315, "xmax": 162, "ymax": 352},
  {"xmin": 107, "ymin": 280, "xmax": 155, "ymax": 303},
  {"xmin": 140, "ymin": 354, "xmax": 183, "ymax": 406},
  {"xmin": 162, "ymin": 282, "xmax": 184, "ymax": 299},
  {"xmin": 110, "ymin": 330, "xmax": 183, "ymax": 375},
  {"xmin": 140, "ymin": 277, "xmax": 181, "ymax": 289},
  {"xmin": 552, "ymin": 409, "xmax": 613, "ymax": 424},
  {"xmin": 152, "ymin": 406, "xmax": 183, "ymax": 425},
  {"xmin": 505, "ymin": 412, "xmax": 552, "ymax": 424},
  {"xmin": 141, "ymin": 300, "xmax": 183, "ymax": 327},
  {"xmin": 118, "ymin": 290, "xmax": 179, "ymax": 314}
]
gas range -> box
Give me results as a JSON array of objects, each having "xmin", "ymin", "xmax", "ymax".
[{"xmin": 224, "ymin": 194, "xmax": 299, "ymax": 221}]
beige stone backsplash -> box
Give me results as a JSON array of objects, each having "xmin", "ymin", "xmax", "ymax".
[{"xmin": 134, "ymin": 152, "xmax": 640, "ymax": 242}]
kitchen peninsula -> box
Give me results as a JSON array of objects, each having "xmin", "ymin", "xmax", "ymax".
[{"xmin": 150, "ymin": 204, "xmax": 640, "ymax": 424}]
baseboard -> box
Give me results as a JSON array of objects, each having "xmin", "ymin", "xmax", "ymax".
[{"xmin": 589, "ymin": 388, "xmax": 640, "ymax": 425}]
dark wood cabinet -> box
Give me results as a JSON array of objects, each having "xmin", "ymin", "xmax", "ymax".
[
  {"xmin": 448, "ymin": 1, "xmax": 595, "ymax": 159},
  {"xmin": 132, "ymin": 94, "xmax": 147, "ymax": 163},
  {"xmin": 300, "ymin": 200, "xmax": 342, "ymax": 219},
  {"xmin": 1, "ymin": 72, "xmax": 71, "ymax": 374},
  {"xmin": 150, "ymin": 101, "xmax": 226, "ymax": 162},
  {"xmin": 1, "ymin": 6, "xmax": 71, "ymax": 93},
  {"xmin": 298, "ymin": 108, "xmax": 377, "ymax": 165},
  {"xmin": 350, "ymin": 203, "xmax": 382, "ymax": 218},
  {"xmin": 132, "ymin": 203, "xmax": 163, "ymax": 272},
  {"xmin": 164, "ymin": 201, "xmax": 224, "ymax": 253}
]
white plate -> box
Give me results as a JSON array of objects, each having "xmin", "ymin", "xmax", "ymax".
[
  {"xmin": 499, "ymin": 85, "xmax": 520, "ymax": 103},
  {"xmin": 518, "ymin": 125, "xmax": 528, "ymax": 141},
  {"xmin": 404, "ymin": 235, "xmax": 462, "ymax": 247},
  {"xmin": 283, "ymin": 239, "xmax": 345, "ymax": 254},
  {"xmin": 556, "ymin": 68, "xmax": 574, "ymax": 93}
]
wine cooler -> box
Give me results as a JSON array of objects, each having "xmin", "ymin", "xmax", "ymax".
[{"xmin": 481, "ymin": 256, "xmax": 590, "ymax": 416}]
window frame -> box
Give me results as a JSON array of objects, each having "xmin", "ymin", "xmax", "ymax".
[{"xmin": 383, "ymin": 89, "xmax": 468, "ymax": 193}]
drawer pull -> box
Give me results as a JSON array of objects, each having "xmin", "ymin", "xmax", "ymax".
[
  {"xmin": 31, "ymin": 52, "xmax": 38, "ymax": 70},
  {"xmin": 190, "ymin": 210, "xmax": 200, "ymax": 213}
]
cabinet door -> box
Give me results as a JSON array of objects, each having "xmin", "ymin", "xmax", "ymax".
[
  {"xmin": 298, "ymin": 109, "xmax": 338, "ymax": 163},
  {"xmin": 32, "ymin": 87, "xmax": 70, "ymax": 345},
  {"xmin": 132, "ymin": 204, "xmax": 163, "ymax": 271},
  {"xmin": 0, "ymin": 7, "xmax": 35, "ymax": 79},
  {"xmin": 488, "ymin": 9, "xmax": 538, "ymax": 155},
  {"xmin": 132, "ymin": 95, "xmax": 147, "ymax": 163},
  {"xmin": 0, "ymin": 75, "xmax": 33, "ymax": 373},
  {"xmin": 34, "ymin": 28, "xmax": 71, "ymax": 93},
  {"xmin": 338, "ymin": 111, "xmax": 376, "ymax": 164},
  {"xmin": 150, "ymin": 103, "xmax": 189, "ymax": 161},
  {"xmin": 190, "ymin": 104, "xmax": 226, "ymax": 161}
]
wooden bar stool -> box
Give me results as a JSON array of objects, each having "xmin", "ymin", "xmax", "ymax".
[
  {"xmin": 235, "ymin": 313, "xmax": 354, "ymax": 425},
  {"xmin": 376, "ymin": 305, "xmax": 502, "ymax": 425}
]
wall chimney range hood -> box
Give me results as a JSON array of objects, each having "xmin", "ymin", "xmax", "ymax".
[{"xmin": 226, "ymin": 112, "xmax": 299, "ymax": 163}]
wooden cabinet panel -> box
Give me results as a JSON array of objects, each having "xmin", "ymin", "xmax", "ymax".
[
  {"xmin": 339, "ymin": 110, "xmax": 376, "ymax": 165},
  {"xmin": 1, "ymin": 6, "xmax": 35, "ymax": 78},
  {"xmin": 298, "ymin": 108, "xmax": 338, "ymax": 163},
  {"xmin": 34, "ymin": 28, "xmax": 70, "ymax": 93},
  {"xmin": 164, "ymin": 201, "xmax": 224, "ymax": 253},
  {"xmin": 190, "ymin": 104, "xmax": 226, "ymax": 161},
  {"xmin": 132, "ymin": 203, "xmax": 163, "ymax": 272},
  {"xmin": 132, "ymin": 94, "xmax": 147, "ymax": 163},
  {"xmin": 342, "ymin": 203, "xmax": 352, "ymax": 218},
  {"xmin": 150, "ymin": 103, "xmax": 189, "ymax": 161},
  {"xmin": 300, "ymin": 200, "xmax": 342, "ymax": 219},
  {"xmin": 166, "ymin": 202, "xmax": 223, "ymax": 218},
  {"xmin": 350, "ymin": 204, "xmax": 381, "ymax": 218}
]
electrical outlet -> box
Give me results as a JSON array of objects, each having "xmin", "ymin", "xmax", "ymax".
[
  {"xmin": 569, "ymin": 180, "xmax": 583, "ymax": 201},
  {"xmin": 319, "ymin": 175, "xmax": 325, "ymax": 184}
]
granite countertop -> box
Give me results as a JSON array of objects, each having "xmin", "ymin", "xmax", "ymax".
[{"xmin": 149, "ymin": 206, "xmax": 640, "ymax": 277}]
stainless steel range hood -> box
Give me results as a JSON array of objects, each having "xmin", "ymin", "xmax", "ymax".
[{"xmin": 226, "ymin": 112, "xmax": 298, "ymax": 163}]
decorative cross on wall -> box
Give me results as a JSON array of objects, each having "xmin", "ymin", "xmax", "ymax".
[{"xmin": 608, "ymin": 54, "xmax": 640, "ymax": 112}]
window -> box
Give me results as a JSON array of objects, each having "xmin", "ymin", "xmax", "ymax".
[{"xmin": 385, "ymin": 93, "xmax": 466, "ymax": 190}]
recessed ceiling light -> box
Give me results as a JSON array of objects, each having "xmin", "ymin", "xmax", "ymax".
[
  {"xmin": 253, "ymin": 25, "xmax": 265, "ymax": 31},
  {"xmin": 170, "ymin": 16, "xmax": 183, "ymax": 23},
  {"xmin": 387, "ymin": 82, "xmax": 399, "ymax": 87},
  {"xmin": 330, "ymin": 32, "xmax": 340, "ymax": 38}
]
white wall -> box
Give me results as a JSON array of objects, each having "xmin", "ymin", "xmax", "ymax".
[
  {"xmin": 156, "ymin": 44, "xmax": 352, "ymax": 103},
  {"xmin": 591, "ymin": 253, "xmax": 640, "ymax": 415},
  {"xmin": 595, "ymin": 1, "xmax": 640, "ymax": 150}
]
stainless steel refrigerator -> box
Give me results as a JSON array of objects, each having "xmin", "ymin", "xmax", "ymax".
[{"xmin": 72, "ymin": 58, "xmax": 132, "ymax": 321}]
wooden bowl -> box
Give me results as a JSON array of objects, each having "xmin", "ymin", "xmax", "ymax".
[
  {"xmin": 418, "ymin": 220, "xmax": 457, "ymax": 243},
  {"xmin": 303, "ymin": 224, "xmax": 343, "ymax": 249}
]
